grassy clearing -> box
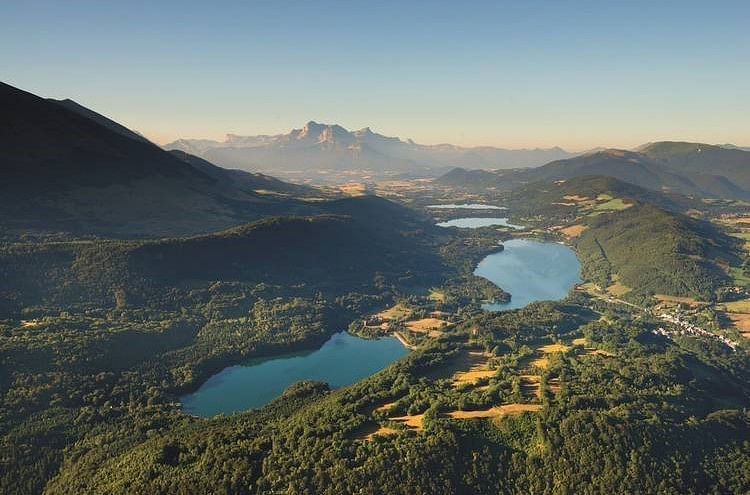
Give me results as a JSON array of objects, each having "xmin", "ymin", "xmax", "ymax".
[
  {"xmin": 717, "ymin": 298, "xmax": 750, "ymax": 313},
  {"xmin": 390, "ymin": 413, "xmax": 424, "ymax": 430},
  {"xmin": 572, "ymin": 336, "xmax": 614, "ymax": 357},
  {"xmin": 352, "ymin": 422, "xmax": 399, "ymax": 440},
  {"xmin": 607, "ymin": 281, "xmax": 631, "ymax": 296},
  {"xmin": 720, "ymin": 216, "xmax": 750, "ymax": 225},
  {"xmin": 448, "ymin": 403, "xmax": 542, "ymax": 419},
  {"xmin": 451, "ymin": 351, "xmax": 494, "ymax": 387},
  {"xmin": 453, "ymin": 369, "xmax": 496, "ymax": 386},
  {"xmin": 524, "ymin": 343, "xmax": 570, "ymax": 370},
  {"xmin": 538, "ymin": 343, "xmax": 570, "ymax": 354},
  {"xmin": 728, "ymin": 266, "xmax": 750, "ymax": 287},
  {"xmin": 428, "ymin": 289, "xmax": 446, "ymax": 302},
  {"xmin": 405, "ymin": 318, "xmax": 450, "ymax": 332},
  {"xmin": 425, "ymin": 349, "xmax": 493, "ymax": 383},
  {"xmin": 578, "ymin": 282, "xmax": 601, "ymax": 295},
  {"xmin": 607, "ymin": 274, "xmax": 632, "ymax": 297},
  {"xmin": 377, "ymin": 304, "xmax": 410, "ymax": 321},
  {"xmin": 559, "ymin": 224, "xmax": 587, "ymax": 237},
  {"xmin": 594, "ymin": 198, "xmax": 632, "ymax": 211},
  {"xmin": 563, "ymin": 195, "xmax": 590, "ymax": 202},
  {"xmin": 376, "ymin": 401, "xmax": 397, "ymax": 412},
  {"xmin": 529, "ymin": 356, "xmax": 549, "ymax": 369}
]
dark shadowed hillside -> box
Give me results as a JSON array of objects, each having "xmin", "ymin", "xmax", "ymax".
[
  {"xmin": 49, "ymin": 98, "xmax": 153, "ymax": 145},
  {"xmin": 0, "ymin": 196, "xmax": 444, "ymax": 312},
  {"xmin": 0, "ymin": 83, "xmax": 320, "ymax": 238}
]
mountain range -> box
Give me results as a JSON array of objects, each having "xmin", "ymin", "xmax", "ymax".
[
  {"xmin": 164, "ymin": 122, "xmax": 575, "ymax": 178},
  {"xmin": 438, "ymin": 142, "xmax": 750, "ymax": 199}
]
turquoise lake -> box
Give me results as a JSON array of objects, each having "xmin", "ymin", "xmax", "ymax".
[
  {"xmin": 182, "ymin": 220, "xmax": 581, "ymax": 416},
  {"xmin": 475, "ymin": 238, "xmax": 582, "ymax": 311},
  {"xmin": 181, "ymin": 332, "xmax": 408, "ymax": 416}
]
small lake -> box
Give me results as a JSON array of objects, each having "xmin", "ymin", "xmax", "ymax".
[
  {"xmin": 475, "ymin": 238, "xmax": 581, "ymax": 311},
  {"xmin": 437, "ymin": 217, "xmax": 524, "ymax": 229},
  {"xmin": 181, "ymin": 332, "xmax": 408, "ymax": 416},
  {"xmin": 427, "ymin": 203, "xmax": 506, "ymax": 210}
]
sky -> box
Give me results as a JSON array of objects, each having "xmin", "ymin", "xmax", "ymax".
[{"xmin": 2, "ymin": 0, "xmax": 748, "ymax": 150}]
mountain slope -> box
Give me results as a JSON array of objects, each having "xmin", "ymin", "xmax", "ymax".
[
  {"xmin": 434, "ymin": 167, "xmax": 505, "ymax": 188},
  {"xmin": 438, "ymin": 144, "xmax": 750, "ymax": 199},
  {"xmin": 50, "ymin": 98, "xmax": 153, "ymax": 145},
  {"xmin": 640, "ymin": 141, "xmax": 750, "ymax": 191},
  {"xmin": 167, "ymin": 150, "xmax": 316, "ymax": 197},
  {"xmin": 506, "ymin": 175, "xmax": 697, "ymax": 216},
  {"xmin": 0, "ymin": 82, "xmax": 317, "ymax": 237},
  {"xmin": 522, "ymin": 149, "xmax": 715, "ymax": 196},
  {"xmin": 575, "ymin": 204, "xmax": 740, "ymax": 300},
  {"xmin": 503, "ymin": 175, "xmax": 741, "ymax": 300},
  {"xmin": 165, "ymin": 121, "xmax": 574, "ymax": 176}
]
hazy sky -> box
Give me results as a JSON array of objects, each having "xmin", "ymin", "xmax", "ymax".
[{"xmin": 2, "ymin": 0, "xmax": 748, "ymax": 150}]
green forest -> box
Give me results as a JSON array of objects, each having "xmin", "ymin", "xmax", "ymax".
[{"xmin": 2, "ymin": 179, "xmax": 750, "ymax": 494}]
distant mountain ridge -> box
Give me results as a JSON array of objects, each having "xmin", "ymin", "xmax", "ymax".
[
  {"xmin": 164, "ymin": 121, "xmax": 574, "ymax": 176},
  {"xmin": 438, "ymin": 142, "xmax": 750, "ymax": 199}
]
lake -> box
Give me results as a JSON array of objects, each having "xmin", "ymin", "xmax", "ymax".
[
  {"xmin": 182, "ymin": 223, "xmax": 580, "ymax": 416},
  {"xmin": 436, "ymin": 217, "xmax": 524, "ymax": 229},
  {"xmin": 427, "ymin": 203, "xmax": 506, "ymax": 210},
  {"xmin": 181, "ymin": 331, "xmax": 408, "ymax": 416},
  {"xmin": 475, "ymin": 238, "xmax": 581, "ymax": 311}
]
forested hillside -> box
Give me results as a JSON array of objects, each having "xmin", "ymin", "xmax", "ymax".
[
  {"xmin": 575, "ymin": 204, "xmax": 741, "ymax": 301},
  {"xmin": 0, "ymin": 194, "xmax": 455, "ymax": 494},
  {"xmin": 37, "ymin": 303, "xmax": 750, "ymax": 494}
]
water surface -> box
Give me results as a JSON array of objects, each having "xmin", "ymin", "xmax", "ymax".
[
  {"xmin": 427, "ymin": 203, "xmax": 506, "ymax": 210},
  {"xmin": 437, "ymin": 217, "xmax": 524, "ymax": 229},
  {"xmin": 181, "ymin": 332, "xmax": 407, "ymax": 416},
  {"xmin": 475, "ymin": 239, "xmax": 581, "ymax": 311}
]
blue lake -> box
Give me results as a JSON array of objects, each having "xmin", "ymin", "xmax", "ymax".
[
  {"xmin": 181, "ymin": 332, "xmax": 408, "ymax": 416},
  {"xmin": 437, "ymin": 217, "xmax": 524, "ymax": 229},
  {"xmin": 182, "ymin": 221, "xmax": 581, "ymax": 416},
  {"xmin": 475, "ymin": 238, "xmax": 582, "ymax": 311}
]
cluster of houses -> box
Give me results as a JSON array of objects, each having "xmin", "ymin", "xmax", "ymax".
[{"xmin": 653, "ymin": 312, "xmax": 739, "ymax": 351}]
